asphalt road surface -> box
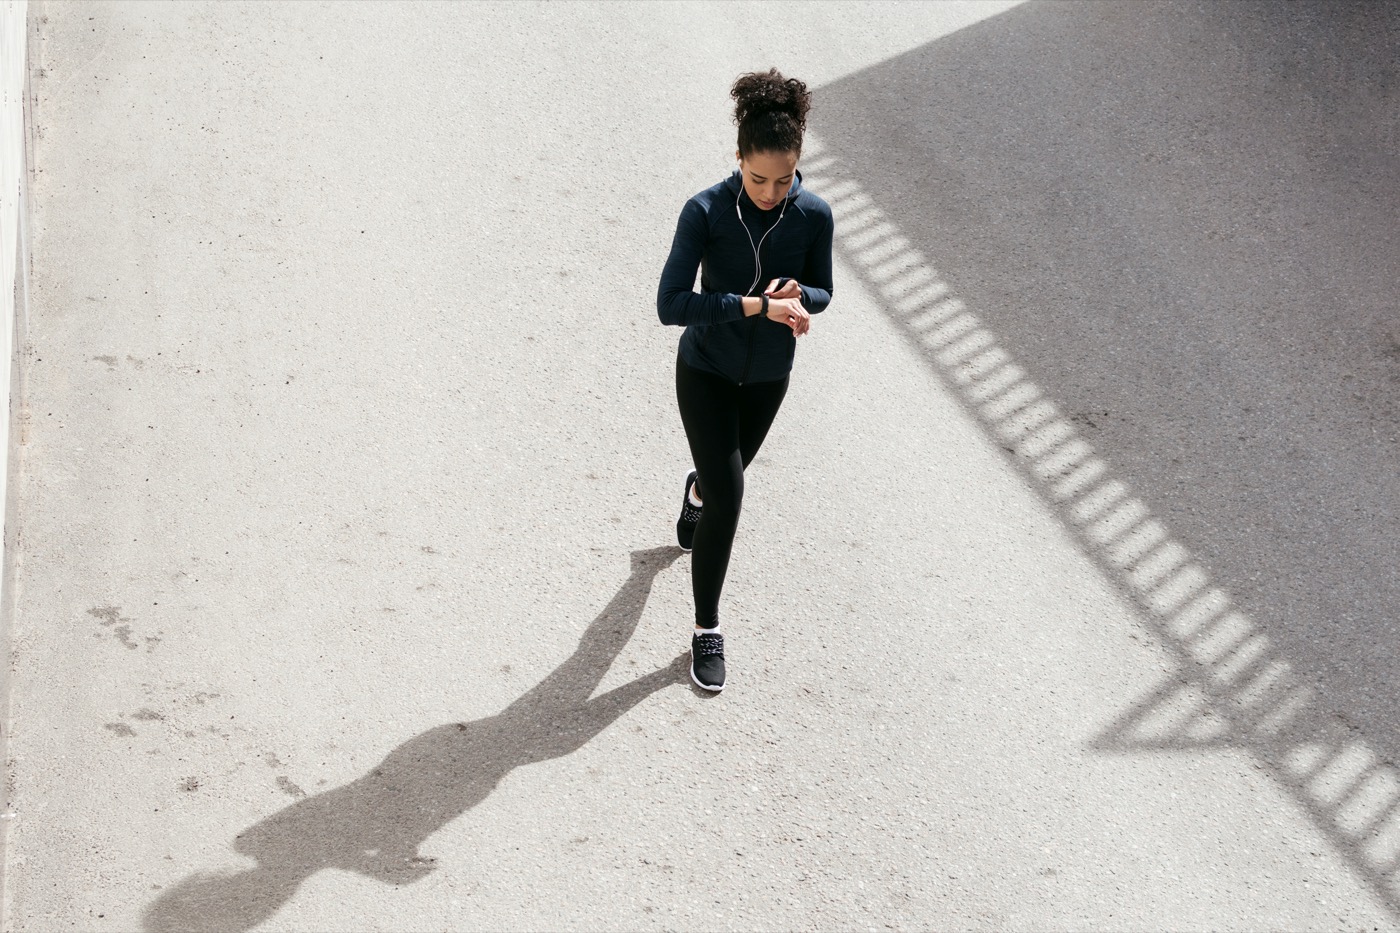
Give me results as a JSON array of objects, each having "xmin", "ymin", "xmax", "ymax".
[{"xmin": 8, "ymin": 1, "xmax": 1399, "ymax": 930}]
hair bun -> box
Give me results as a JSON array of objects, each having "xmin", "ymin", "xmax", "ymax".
[{"xmin": 731, "ymin": 68, "xmax": 811, "ymax": 132}]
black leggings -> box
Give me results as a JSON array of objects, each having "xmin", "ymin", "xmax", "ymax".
[{"xmin": 676, "ymin": 355, "xmax": 790, "ymax": 628}]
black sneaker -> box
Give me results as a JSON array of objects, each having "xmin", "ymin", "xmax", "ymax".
[
  {"xmin": 690, "ymin": 630, "xmax": 725, "ymax": 691},
  {"xmin": 676, "ymin": 470, "xmax": 702, "ymax": 552}
]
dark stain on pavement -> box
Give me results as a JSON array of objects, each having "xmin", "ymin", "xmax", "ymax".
[
  {"xmin": 275, "ymin": 777, "xmax": 306, "ymax": 799},
  {"xmin": 89, "ymin": 606, "xmax": 130, "ymax": 626},
  {"xmin": 90, "ymin": 606, "xmax": 146, "ymax": 651}
]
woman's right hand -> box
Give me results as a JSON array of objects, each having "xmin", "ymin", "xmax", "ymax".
[{"xmin": 765, "ymin": 296, "xmax": 810, "ymax": 336}]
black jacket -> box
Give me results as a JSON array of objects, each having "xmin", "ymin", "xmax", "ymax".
[{"xmin": 657, "ymin": 170, "xmax": 834, "ymax": 385}]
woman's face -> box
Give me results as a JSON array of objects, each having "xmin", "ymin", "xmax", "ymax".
[{"xmin": 738, "ymin": 149, "xmax": 798, "ymax": 210}]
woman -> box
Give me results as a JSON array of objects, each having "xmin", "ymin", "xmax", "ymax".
[{"xmin": 656, "ymin": 68, "xmax": 835, "ymax": 692}]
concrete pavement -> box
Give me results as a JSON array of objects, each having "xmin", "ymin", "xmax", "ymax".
[{"xmin": 7, "ymin": 1, "xmax": 1397, "ymax": 930}]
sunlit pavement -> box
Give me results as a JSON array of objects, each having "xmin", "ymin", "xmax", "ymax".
[{"xmin": 10, "ymin": 2, "xmax": 1399, "ymax": 930}]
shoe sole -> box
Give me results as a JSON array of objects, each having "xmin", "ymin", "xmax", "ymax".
[{"xmin": 677, "ymin": 469, "xmax": 698, "ymax": 553}]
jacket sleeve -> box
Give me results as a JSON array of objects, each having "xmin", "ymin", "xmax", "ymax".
[
  {"xmin": 799, "ymin": 208, "xmax": 835, "ymax": 314},
  {"xmin": 657, "ymin": 199, "xmax": 744, "ymax": 327}
]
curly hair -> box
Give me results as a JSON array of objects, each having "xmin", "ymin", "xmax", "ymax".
[{"xmin": 730, "ymin": 68, "xmax": 811, "ymax": 157}]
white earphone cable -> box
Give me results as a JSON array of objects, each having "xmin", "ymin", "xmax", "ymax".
[{"xmin": 736, "ymin": 171, "xmax": 790, "ymax": 298}]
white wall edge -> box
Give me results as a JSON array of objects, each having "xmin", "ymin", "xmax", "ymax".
[
  {"xmin": 0, "ymin": 0, "xmax": 28, "ymax": 926},
  {"xmin": 1, "ymin": 0, "xmax": 24, "ymax": 531}
]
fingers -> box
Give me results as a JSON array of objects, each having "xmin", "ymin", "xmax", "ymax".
[
  {"xmin": 763, "ymin": 296, "xmax": 809, "ymax": 335},
  {"xmin": 763, "ymin": 278, "xmax": 800, "ymax": 299},
  {"xmin": 784, "ymin": 300, "xmax": 810, "ymax": 336}
]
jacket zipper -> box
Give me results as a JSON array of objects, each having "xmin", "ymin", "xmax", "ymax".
[
  {"xmin": 737, "ymin": 196, "xmax": 783, "ymax": 385},
  {"xmin": 737, "ymin": 313, "xmax": 760, "ymax": 385}
]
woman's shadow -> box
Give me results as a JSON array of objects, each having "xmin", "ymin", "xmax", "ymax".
[{"xmin": 144, "ymin": 546, "xmax": 687, "ymax": 932}]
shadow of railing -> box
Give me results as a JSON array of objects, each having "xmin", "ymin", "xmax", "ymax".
[
  {"xmin": 142, "ymin": 546, "xmax": 686, "ymax": 932},
  {"xmin": 797, "ymin": 133, "xmax": 1400, "ymax": 915}
]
